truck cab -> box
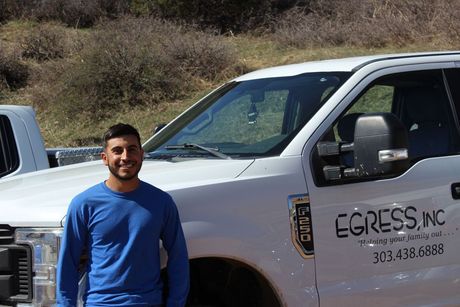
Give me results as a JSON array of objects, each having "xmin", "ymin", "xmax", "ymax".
[
  {"xmin": 1, "ymin": 52, "xmax": 460, "ymax": 306},
  {"xmin": 0, "ymin": 105, "xmax": 50, "ymax": 178},
  {"xmin": 0, "ymin": 105, "xmax": 102, "ymax": 179}
]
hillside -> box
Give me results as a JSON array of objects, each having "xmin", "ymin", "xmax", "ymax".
[{"xmin": 1, "ymin": 1, "xmax": 459, "ymax": 146}]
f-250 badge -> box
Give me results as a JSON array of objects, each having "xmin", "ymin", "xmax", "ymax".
[{"xmin": 288, "ymin": 194, "xmax": 314, "ymax": 259}]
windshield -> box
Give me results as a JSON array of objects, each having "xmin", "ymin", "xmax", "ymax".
[{"xmin": 144, "ymin": 72, "xmax": 351, "ymax": 159}]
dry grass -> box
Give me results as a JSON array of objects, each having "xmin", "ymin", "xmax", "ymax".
[
  {"xmin": 271, "ymin": 0, "xmax": 460, "ymax": 49},
  {"xmin": 0, "ymin": 0, "xmax": 130, "ymax": 27},
  {"xmin": 1, "ymin": 1, "xmax": 460, "ymax": 146},
  {"xmin": 3, "ymin": 18, "xmax": 241, "ymax": 146},
  {"xmin": 21, "ymin": 22, "xmax": 84, "ymax": 61}
]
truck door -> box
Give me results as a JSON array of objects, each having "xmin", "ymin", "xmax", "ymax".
[{"xmin": 303, "ymin": 67, "xmax": 460, "ymax": 306}]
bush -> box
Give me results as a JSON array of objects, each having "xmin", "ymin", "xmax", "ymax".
[
  {"xmin": 45, "ymin": 17, "xmax": 239, "ymax": 120},
  {"xmin": 27, "ymin": 59, "xmax": 69, "ymax": 110},
  {"xmin": 160, "ymin": 26, "xmax": 237, "ymax": 80},
  {"xmin": 57, "ymin": 20, "xmax": 181, "ymax": 119},
  {"xmin": 0, "ymin": 48, "xmax": 28, "ymax": 90},
  {"xmin": 22, "ymin": 23, "xmax": 67, "ymax": 61},
  {"xmin": 0, "ymin": 0, "xmax": 130, "ymax": 27},
  {"xmin": 129, "ymin": 0, "xmax": 157, "ymax": 16},
  {"xmin": 271, "ymin": 0, "xmax": 460, "ymax": 48},
  {"xmin": 153, "ymin": 0, "xmax": 295, "ymax": 33},
  {"xmin": 271, "ymin": 1, "xmax": 386, "ymax": 48},
  {"xmin": 374, "ymin": 0, "xmax": 460, "ymax": 46}
]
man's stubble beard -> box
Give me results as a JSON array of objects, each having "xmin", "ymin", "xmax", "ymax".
[{"xmin": 108, "ymin": 161, "xmax": 142, "ymax": 182}]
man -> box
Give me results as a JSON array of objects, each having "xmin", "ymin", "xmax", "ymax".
[{"xmin": 57, "ymin": 123, "xmax": 189, "ymax": 307}]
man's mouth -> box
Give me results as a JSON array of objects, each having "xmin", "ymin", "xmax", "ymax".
[{"xmin": 119, "ymin": 162, "xmax": 135, "ymax": 169}]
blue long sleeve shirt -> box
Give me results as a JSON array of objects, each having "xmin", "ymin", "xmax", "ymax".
[{"xmin": 57, "ymin": 181, "xmax": 189, "ymax": 306}]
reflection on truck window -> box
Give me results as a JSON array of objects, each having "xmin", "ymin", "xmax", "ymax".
[{"xmin": 145, "ymin": 72, "xmax": 351, "ymax": 158}]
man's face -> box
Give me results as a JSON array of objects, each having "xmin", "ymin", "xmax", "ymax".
[{"xmin": 101, "ymin": 135, "xmax": 144, "ymax": 182}]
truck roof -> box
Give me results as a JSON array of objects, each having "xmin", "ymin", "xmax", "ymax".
[
  {"xmin": 234, "ymin": 51, "xmax": 460, "ymax": 81},
  {"xmin": 0, "ymin": 104, "xmax": 36, "ymax": 118}
]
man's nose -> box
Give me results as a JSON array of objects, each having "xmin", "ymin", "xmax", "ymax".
[{"xmin": 121, "ymin": 149, "xmax": 129, "ymax": 159}]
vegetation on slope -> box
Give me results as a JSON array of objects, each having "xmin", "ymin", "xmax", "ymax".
[{"xmin": 0, "ymin": 0, "xmax": 459, "ymax": 146}]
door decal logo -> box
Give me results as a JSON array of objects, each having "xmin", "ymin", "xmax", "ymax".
[{"xmin": 288, "ymin": 194, "xmax": 314, "ymax": 259}]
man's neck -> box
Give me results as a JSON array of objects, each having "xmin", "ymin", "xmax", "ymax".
[{"xmin": 105, "ymin": 176, "xmax": 140, "ymax": 193}]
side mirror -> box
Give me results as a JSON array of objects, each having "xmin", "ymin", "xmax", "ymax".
[
  {"xmin": 354, "ymin": 112, "xmax": 409, "ymax": 177},
  {"xmin": 317, "ymin": 112, "xmax": 409, "ymax": 182}
]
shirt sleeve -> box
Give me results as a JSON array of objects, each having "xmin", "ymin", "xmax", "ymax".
[
  {"xmin": 161, "ymin": 195, "xmax": 190, "ymax": 307},
  {"xmin": 56, "ymin": 198, "xmax": 88, "ymax": 307}
]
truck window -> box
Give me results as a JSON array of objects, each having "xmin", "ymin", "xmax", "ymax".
[
  {"xmin": 334, "ymin": 85, "xmax": 393, "ymax": 142},
  {"xmin": 316, "ymin": 69, "xmax": 460, "ymax": 185},
  {"xmin": 0, "ymin": 115, "xmax": 20, "ymax": 178},
  {"xmin": 337, "ymin": 70, "xmax": 458, "ymax": 158},
  {"xmin": 145, "ymin": 72, "xmax": 351, "ymax": 158}
]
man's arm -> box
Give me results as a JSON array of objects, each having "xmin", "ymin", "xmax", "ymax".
[
  {"xmin": 161, "ymin": 196, "xmax": 190, "ymax": 307},
  {"xmin": 56, "ymin": 199, "xmax": 87, "ymax": 307}
]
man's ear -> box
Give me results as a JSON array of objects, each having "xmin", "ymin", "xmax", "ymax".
[{"xmin": 101, "ymin": 151, "xmax": 108, "ymax": 166}]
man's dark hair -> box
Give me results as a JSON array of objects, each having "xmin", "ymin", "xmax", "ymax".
[{"xmin": 103, "ymin": 123, "xmax": 141, "ymax": 149}]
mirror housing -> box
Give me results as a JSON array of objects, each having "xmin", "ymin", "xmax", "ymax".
[{"xmin": 354, "ymin": 112, "xmax": 409, "ymax": 177}]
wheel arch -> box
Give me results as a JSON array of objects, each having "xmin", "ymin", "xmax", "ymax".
[{"xmin": 162, "ymin": 256, "xmax": 283, "ymax": 307}]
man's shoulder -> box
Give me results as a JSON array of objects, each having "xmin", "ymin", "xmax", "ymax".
[
  {"xmin": 140, "ymin": 181, "xmax": 173, "ymax": 201},
  {"xmin": 140, "ymin": 180, "xmax": 166, "ymax": 193},
  {"xmin": 71, "ymin": 182, "xmax": 105, "ymax": 204}
]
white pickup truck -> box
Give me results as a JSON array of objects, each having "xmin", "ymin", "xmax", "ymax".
[
  {"xmin": 1, "ymin": 51, "xmax": 460, "ymax": 307},
  {"xmin": 0, "ymin": 105, "xmax": 101, "ymax": 179}
]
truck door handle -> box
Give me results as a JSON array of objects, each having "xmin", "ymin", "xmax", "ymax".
[{"xmin": 451, "ymin": 183, "xmax": 460, "ymax": 199}]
